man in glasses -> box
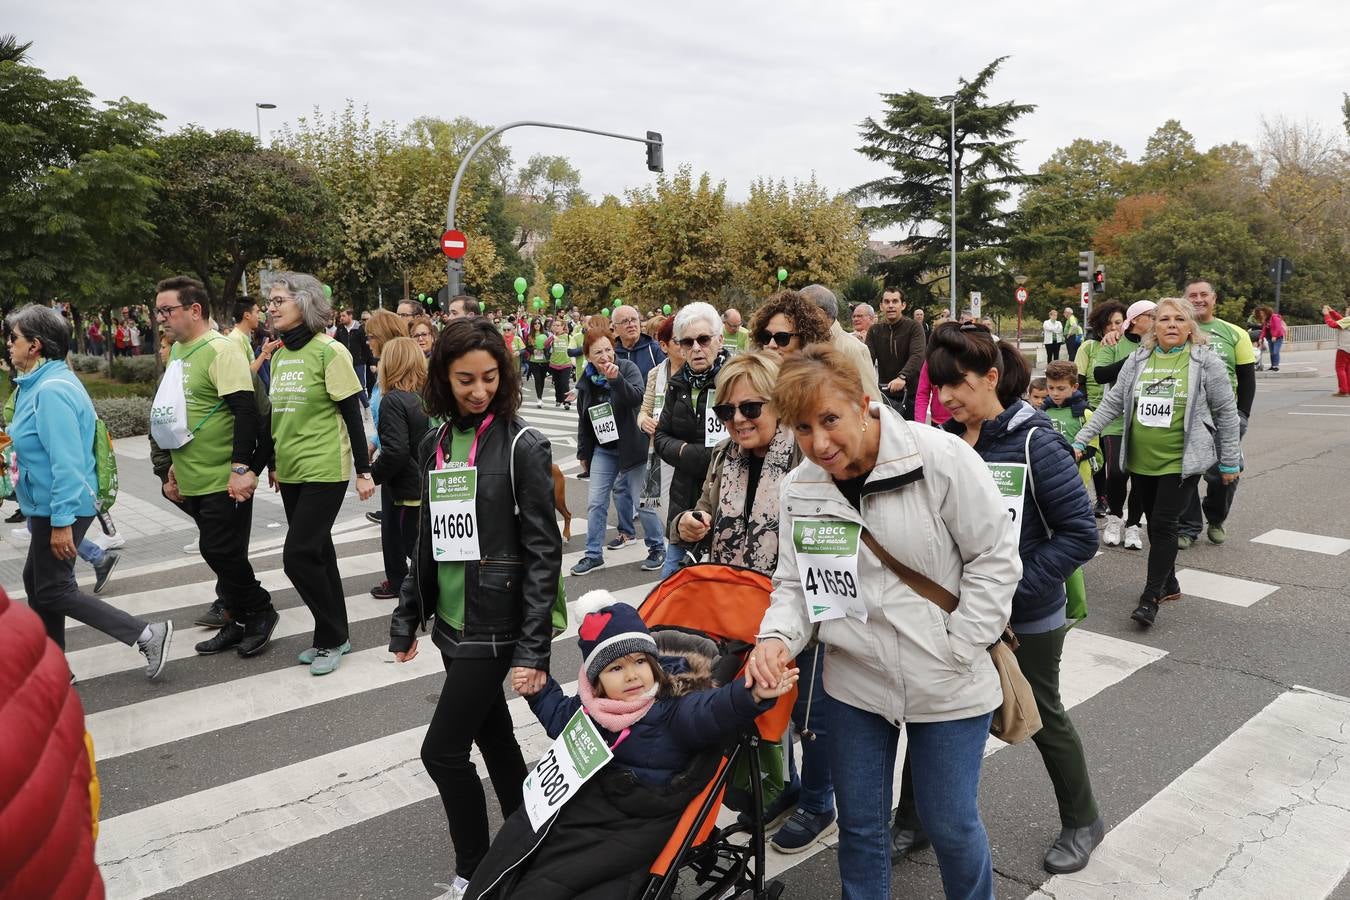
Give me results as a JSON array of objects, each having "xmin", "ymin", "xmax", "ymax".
[
  {"xmin": 612, "ymin": 304, "xmax": 665, "ymax": 382},
  {"xmin": 722, "ymin": 308, "xmax": 749, "ymax": 354},
  {"xmin": 802, "ymin": 284, "xmax": 880, "ymax": 406},
  {"xmin": 866, "ymin": 286, "xmax": 926, "ymax": 419}
]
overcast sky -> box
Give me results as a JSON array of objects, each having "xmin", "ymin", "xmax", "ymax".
[{"xmin": 14, "ymin": 0, "xmax": 1349, "ymax": 239}]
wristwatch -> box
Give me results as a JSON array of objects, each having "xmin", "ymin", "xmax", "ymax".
[{"xmin": 231, "ymin": 465, "xmax": 250, "ymax": 475}]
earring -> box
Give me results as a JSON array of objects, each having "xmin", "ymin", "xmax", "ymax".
[{"xmin": 861, "ymin": 419, "xmax": 868, "ymax": 432}]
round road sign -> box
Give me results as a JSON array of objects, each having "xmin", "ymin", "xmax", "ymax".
[
  {"xmin": 440, "ymin": 229, "xmax": 467, "ymax": 260},
  {"xmin": 1014, "ymin": 286, "xmax": 1028, "ymax": 305}
]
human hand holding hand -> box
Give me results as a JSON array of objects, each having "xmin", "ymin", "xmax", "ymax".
[
  {"xmin": 677, "ymin": 511, "xmax": 710, "ymax": 543},
  {"xmin": 227, "ymin": 469, "xmax": 257, "ymax": 502},
  {"xmin": 744, "ymin": 638, "xmax": 791, "ymax": 692},
  {"xmin": 511, "ymin": 667, "xmax": 547, "ymax": 696},
  {"xmin": 750, "ymin": 667, "xmax": 799, "ymax": 702}
]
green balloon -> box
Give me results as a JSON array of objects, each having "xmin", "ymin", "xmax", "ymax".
[
  {"xmin": 555, "ymin": 298, "xmax": 563, "ymax": 308},
  {"xmin": 531, "ymin": 296, "xmax": 541, "ymax": 306},
  {"xmin": 418, "ymin": 293, "xmax": 426, "ymax": 301},
  {"xmin": 662, "ymin": 304, "xmax": 672, "ymax": 315},
  {"xmin": 601, "ymin": 308, "xmax": 610, "ymax": 317},
  {"xmin": 323, "ymin": 284, "xmax": 333, "ymax": 298},
  {"xmin": 551, "ymin": 283, "xmax": 565, "ymax": 300},
  {"xmin": 513, "ymin": 276, "xmax": 528, "ymax": 294},
  {"xmin": 516, "ymin": 292, "xmax": 524, "ymax": 304},
  {"xmin": 612, "ymin": 298, "xmax": 622, "ymax": 309},
  {"xmin": 776, "ymin": 268, "xmax": 788, "ymax": 283}
]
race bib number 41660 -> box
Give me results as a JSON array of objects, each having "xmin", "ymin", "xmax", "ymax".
[
  {"xmin": 428, "ymin": 466, "xmax": 479, "ymax": 561},
  {"xmin": 794, "ymin": 520, "xmax": 866, "ymax": 623}
]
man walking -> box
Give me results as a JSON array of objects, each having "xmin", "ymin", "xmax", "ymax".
[
  {"xmin": 1063, "ymin": 306, "xmax": 1084, "ymax": 360},
  {"xmin": 866, "ymin": 287, "xmax": 926, "ymax": 418},
  {"xmin": 152, "ymin": 276, "xmax": 278, "ymax": 657},
  {"xmin": 722, "ymin": 308, "xmax": 749, "ymax": 354},
  {"xmin": 1178, "ymin": 280, "xmax": 1256, "ymax": 547},
  {"xmin": 612, "ymin": 304, "xmax": 666, "ymax": 383}
]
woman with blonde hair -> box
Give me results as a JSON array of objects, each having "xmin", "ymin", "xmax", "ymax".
[{"xmin": 370, "ymin": 337, "xmax": 429, "ymax": 602}]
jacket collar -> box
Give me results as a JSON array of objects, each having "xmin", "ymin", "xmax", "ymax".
[
  {"xmin": 13, "ymin": 358, "xmax": 62, "ymax": 388},
  {"xmin": 784, "ymin": 404, "xmax": 924, "ymax": 511}
]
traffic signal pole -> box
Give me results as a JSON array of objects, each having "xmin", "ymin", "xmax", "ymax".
[{"xmin": 443, "ymin": 121, "xmax": 663, "ymax": 300}]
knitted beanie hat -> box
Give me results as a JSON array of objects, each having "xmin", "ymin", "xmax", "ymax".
[{"xmin": 574, "ymin": 590, "xmax": 658, "ymax": 684}]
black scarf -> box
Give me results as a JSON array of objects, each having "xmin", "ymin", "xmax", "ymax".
[
  {"xmin": 680, "ymin": 349, "xmax": 728, "ymax": 392},
  {"xmin": 279, "ymin": 323, "xmax": 315, "ymax": 352}
]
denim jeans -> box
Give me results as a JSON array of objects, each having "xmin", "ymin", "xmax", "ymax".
[
  {"xmin": 660, "ymin": 541, "xmax": 686, "ymax": 579},
  {"xmin": 786, "ymin": 645, "xmax": 834, "ymax": 815},
  {"xmin": 77, "ymin": 537, "xmax": 105, "ymax": 566},
  {"xmin": 1269, "ymin": 336, "xmax": 1283, "ymax": 368},
  {"xmin": 830, "ymin": 699, "xmax": 994, "ymax": 900},
  {"xmin": 584, "ymin": 446, "xmax": 664, "ymax": 560}
]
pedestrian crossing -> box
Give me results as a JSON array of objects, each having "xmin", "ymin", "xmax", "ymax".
[
  {"xmin": 518, "ymin": 401, "xmax": 580, "ymax": 453},
  {"xmin": 14, "ymin": 494, "xmax": 1350, "ymax": 898}
]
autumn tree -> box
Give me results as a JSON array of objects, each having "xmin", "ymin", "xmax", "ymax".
[
  {"xmin": 622, "ymin": 165, "xmax": 731, "ymax": 308},
  {"xmin": 535, "ymin": 197, "xmax": 629, "ymax": 310}
]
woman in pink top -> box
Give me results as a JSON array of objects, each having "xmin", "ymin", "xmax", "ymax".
[
  {"xmin": 1255, "ymin": 306, "xmax": 1286, "ymax": 371},
  {"xmin": 913, "ymin": 360, "xmax": 952, "ymax": 425}
]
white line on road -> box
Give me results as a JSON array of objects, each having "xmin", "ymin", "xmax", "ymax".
[
  {"xmin": 1288, "ymin": 412, "xmax": 1350, "ymax": 417},
  {"xmin": 1176, "ymin": 568, "xmax": 1280, "ymax": 607},
  {"xmin": 1251, "ymin": 528, "xmax": 1350, "ymax": 557}
]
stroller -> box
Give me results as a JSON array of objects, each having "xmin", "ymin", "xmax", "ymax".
[{"xmin": 635, "ymin": 563, "xmax": 796, "ymax": 900}]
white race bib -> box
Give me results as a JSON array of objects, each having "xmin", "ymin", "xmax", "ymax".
[
  {"xmin": 149, "ymin": 358, "xmax": 194, "ymax": 449},
  {"xmin": 1135, "ymin": 392, "xmax": 1174, "ymax": 429},
  {"xmin": 522, "ymin": 708, "xmax": 614, "ymax": 831},
  {"xmin": 588, "ymin": 402, "xmax": 619, "ymax": 445},
  {"xmin": 985, "ymin": 462, "xmax": 1027, "ymax": 539},
  {"xmin": 794, "ymin": 520, "xmax": 866, "ymax": 623},
  {"xmin": 703, "ymin": 388, "xmax": 727, "ymax": 447},
  {"xmin": 428, "ymin": 465, "xmax": 480, "ymax": 561}
]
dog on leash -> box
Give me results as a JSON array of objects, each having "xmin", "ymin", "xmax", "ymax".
[{"xmin": 552, "ymin": 464, "xmax": 572, "ymax": 540}]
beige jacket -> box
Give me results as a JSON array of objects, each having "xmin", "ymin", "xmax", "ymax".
[
  {"xmin": 830, "ymin": 321, "xmax": 880, "ymax": 401},
  {"xmin": 758, "ymin": 406, "xmax": 1019, "ymax": 725}
]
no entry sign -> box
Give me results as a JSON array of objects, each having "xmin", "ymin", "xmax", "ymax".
[
  {"xmin": 1014, "ymin": 286, "xmax": 1028, "ymax": 305},
  {"xmin": 441, "ymin": 229, "xmax": 467, "ymax": 260}
]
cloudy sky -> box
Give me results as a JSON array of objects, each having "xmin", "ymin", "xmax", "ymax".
[{"xmin": 14, "ymin": 0, "xmax": 1349, "ymax": 238}]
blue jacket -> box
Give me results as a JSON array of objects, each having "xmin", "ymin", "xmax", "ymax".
[
  {"xmin": 945, "ymin": 401, "xmax": 1098, "ymax": 628},
  {"xmin": 9, "ymin": 361, "xmax": 98, "ymax": 526},
  {"xmin": 614, "ymin": 333, "xmax": 666, "ymax": 384},
  {"xmin": 575, "ymin": 358, "xmax": 648, "ymax": 472},
  {"xmin": 528, "ymin": 675, "xmax": 769, "ymax": 787}
]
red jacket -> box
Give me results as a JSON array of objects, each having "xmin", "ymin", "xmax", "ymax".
[{"xmin": 0, "ymin": 589, "xmax": 104, "ymax": 900}]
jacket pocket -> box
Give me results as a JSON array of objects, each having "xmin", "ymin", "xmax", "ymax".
[{"xmin": 469, "ymin": 560, "xmax": 526, "ymax": 634}]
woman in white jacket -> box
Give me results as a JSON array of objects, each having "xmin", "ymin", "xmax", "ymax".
[{"xmin": 746, "ymin": 345, "xmax": 1020, "ymax": 900}]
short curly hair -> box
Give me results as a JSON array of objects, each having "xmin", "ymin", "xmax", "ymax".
[{"xmin": 748, "ymin": 290, "xmax": 832, "ymax": 351}]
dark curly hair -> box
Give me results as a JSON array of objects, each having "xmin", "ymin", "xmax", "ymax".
[
  {"xmin": 1087, "ymin": 301, "xmax": 1127, "ymax": 338},
  {"xmin": 748, "ymin": 290, "xmax": 832, "ymax": 351},
  {"xmin": 423, "ymin": 317, "xmax": 521, "ymax": 420}
]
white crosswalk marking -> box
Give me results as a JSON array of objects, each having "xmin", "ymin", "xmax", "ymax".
[{"xmin": 1251, "ymin": 528, "xmax": 1350, "ymax": 556}]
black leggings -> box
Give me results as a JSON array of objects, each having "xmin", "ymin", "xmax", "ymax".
[
  {"xmin": 279, "ymin": 481, "xmax": 348, "ymax": 648},
  {"xmin": 422, "ymin": 652, "xmax": 526, "ymax": 880},
  {"xmin": 379, "ymin": 487, "xmax": 419, "ymax": 589},
  {"xmin": 532, "ymin": 365, "xmax": 569, "ymax": 403},
  {"xmin": 1129, "ymin": 472, "xmax": 1199, "ymax": 600},
  {"xmin": 1100, "ymin": 434, "xmax": 1128, "ymax": 518}
]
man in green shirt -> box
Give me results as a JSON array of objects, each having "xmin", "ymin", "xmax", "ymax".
[
  {"xmin": 1179, "ymin": 280, "xmax": 1256, "ymax": 547},
  {"xmin": 153, "ymin": 276, "xmax": 278, "ymax": 657},
  {"xmin": 721, "ymin": 308, "xmax": 749, "ymax": 354},
  {"xmin": 1062, "ymin": 306, "xmax": 1084, "ymax": 360}
]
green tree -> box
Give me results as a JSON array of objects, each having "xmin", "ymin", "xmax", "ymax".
[
  {"xmin": 1113, "ymin": 204, "xmax": 1266, "ymax": 305},
  {"xmin": 852, "ymin": 56, "xmax": 1038, "ymax": 305},
  {"xmin": 509, "ymin": 154, "xmax": 587, "ymax": 251},
  {"xmin": 0, "ymin": 34, "xmax": 32, "ymax": 64},
  {"xmin": 622, "ymin": 165, "xmax": 731, "ymax": 307},
  {"xmin": 536, "ymin": 197, "xmax": 630, "ymax": 310}
]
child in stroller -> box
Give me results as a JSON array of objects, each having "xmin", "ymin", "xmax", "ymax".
[{"xmin": 465, "ymin": 590, "xmax": 797, "ymax": 899}]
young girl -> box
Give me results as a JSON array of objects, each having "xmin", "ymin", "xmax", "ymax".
[{"xmin": 465, "ymin": 592, "xmax": 796, "ymax": 900}]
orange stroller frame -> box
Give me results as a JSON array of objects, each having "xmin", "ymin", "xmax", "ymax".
[{"xmin": 636, "ymin": 563, "xmax": 796, "ymax": 900}]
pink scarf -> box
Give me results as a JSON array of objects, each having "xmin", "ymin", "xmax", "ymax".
[{"xmin": 577, "ymin": 664, "xmax": 656, "ymax": 734}]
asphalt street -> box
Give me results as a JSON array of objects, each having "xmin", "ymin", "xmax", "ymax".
[{"xmin": 7, "ymin": 344, "xmax": 1350, "ymax": 899}]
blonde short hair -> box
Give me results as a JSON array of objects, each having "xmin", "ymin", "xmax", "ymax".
[
  {"xmin": 365, "ymin": 308, "xmax": 407, "ymax": 350},
  {"xmin": 377, "ymin": 337, "xmax": 428, "ymax": 394},
  {"xmin": 715, "ymin": 351, "xmax": 780, "ymax": 404},
  {"xmin": 772, "ymin": 344, "xmax": 866, "ymax": 427},
  {"xmin": 1142, "ymin": 297, "xmax": 1209, "ymax": 351}
]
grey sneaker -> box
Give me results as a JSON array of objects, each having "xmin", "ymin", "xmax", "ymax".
[
  {"xmin": 640, "ymin": 548, "xmax": 664, "ymax": 572},
  {"xmin": 1207, "ymin": 523, "xmax": 1227, "ymax": 544},
  {"xmin": 138, "ymin": 620, "xmax": 174, "ymax": 679},
  {"xmin": 194, "ymin": 601, "xmax": 230, "ymax": 628},
  {"xmin": 93, "ymin": 550, "xmax": 120, "ymax": 594},
  {"xmin": 309, "ymin": 641, "xmax": 352, "ymax": 676},
  {"xmin": 299, "ymin": 640, "xmax": 350, "ymax": 666}
]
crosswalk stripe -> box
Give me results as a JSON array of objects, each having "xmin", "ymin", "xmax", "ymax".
[
  {"xmin": 1176, "ymin": 568, "xmax": 1279, "ymax": 607},
  {"xmin": 1251, "ymin": 528, "xmax": 1350, "ymax": 556},
  {"xmin": 1032, "ymin": 686, "xmax": 1350, "ymax": 899}
]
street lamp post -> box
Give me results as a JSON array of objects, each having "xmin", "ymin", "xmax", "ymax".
[
  {"xmin": 255, "ymin": 102, "xmax": 277, "ymax": 144},
  {"xmin": 938, "ymin": 94, "xmax": 958, "ymax": 320}
]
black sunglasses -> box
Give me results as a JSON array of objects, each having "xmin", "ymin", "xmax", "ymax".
[
  {"xmin": 712, "ymin": 400, "xmax": 766, "ymax": 422},
  {"xmin": 676, "ymin": 334, "xmax": 715, "ymax": 349},
  {"xmin": 756, "ymin": 330, "xmax": 797, "ymax": 348}
]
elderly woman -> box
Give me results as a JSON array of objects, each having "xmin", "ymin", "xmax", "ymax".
[
  {"xmin": 409, "ymin": 314, "xmax": 437, "ymax": 358},
  {"xmin": 4, "ymin": 305, "xmax": 171, "ymax": 676},
  {"xmin": 570, "ymin": 326, "xmax": 665, "ymax": 575},
  {"xmin": 1092, "ymin": 300, "xmax": 1156, "ymax": 550},
  {"xmin": 1073, "ymin": 297, "xmax": 1240, "ymax": 627},
  {"xmin": 746, "ymin": 345, "xmax": 1019, "ymax": 900},
  {"xmin": 266, "ymin": 272, "xmax": 374, "ymax": 675},
  {"xmin": 654, "ymin": 301, "xmax": 729, "ymax": 578},
  {"xmin": 748, "ymin": 289, "xmax": 833, "ymax": 360}
]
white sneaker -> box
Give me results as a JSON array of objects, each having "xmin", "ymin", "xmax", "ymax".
[
  {"xmin": 535, "ymin": 399, "xmax": 543, "ymax": 409},
  {"xmin": 1102, "ymin": 515, "xmax": 1123, "ymax": 547},
  {"xmin": 1123, "ymin": 525, "xmax": 1143, "ymax": 549},
  {"xmin": 183, "ymin": 537, "xmax": 199, "ymax": 553},
  {"xmin": 92, "ymin": 531, "xmax": 126, "ymax": 551},
  {"xmin": 432, "ymin": 876, "xmax": 469, "ymax": 899}
]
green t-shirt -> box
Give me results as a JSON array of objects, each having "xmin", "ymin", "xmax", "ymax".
[
  {"xmin": 269, "ymin": 334, "xmax": 363, "ymax": 483},
  {"xmin": 530, "ymin": 333, "xmax": 548, "ymax": 363},
  {"xmin": 1128, "ymin": 349, "xmax": 1191, "ymax": 476},
  {"xmin": 723, "ymin": 326, "xmax": 749, "ymax": 353},
  {"xmin": 570, "ymin": 329, "xmax": 586, "ymax": 378},
  {"xmin": 1195, "ymin": 318, "xmax": 1255, "ymax": 393},
  {"xmin": 1064, "ymin": 315, "xmax": 1083, "ymax": 338},
  {"xmin": 227, "ymin": 327, "xmax": 256, "ymax": 362},
  {"xmin": 548, "ymin": 335, "xmax": 570, "ymax": 367},
  {"xmin": 1075, "ymin": 340, "xmax": 1104, "ymax": 409},
  {"xmin": 1045, "ymin": 403, "xmax": 1085, "ymax": 444},
  {"xmin": 170, "ymin": 333, "xmax": 254, "ymax": 497},
  {"xmin": 1093, "ymin": 336, "xmax": 1139, "ymax": 437},
  {"xmin": 435, "ymin": 425, "xmax": 474, "ymax": 629}
]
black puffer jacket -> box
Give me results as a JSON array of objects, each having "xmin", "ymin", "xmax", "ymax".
[
  {"xmin": 388, "ymin": 414, "xmax": 561, "ymax": 669},
  {"xmin": 575, "ymin": 359, "xmax": 647, "ymax": 473},
  {"xmin": 370, "ymin": 388, "xmax": 429, "ymax": 502},
  {"xmin": 653, "ymin": 353, "xmax": 727, "ymax": 527}
]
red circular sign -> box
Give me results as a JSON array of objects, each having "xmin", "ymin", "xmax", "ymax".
[
  {"xmin": 440, "ymin": 229, "xmax": 468, "ymax": 260},
  {"xmin": 1014, "ymin": 286, "xmax": 1028, "ymax": 304}
]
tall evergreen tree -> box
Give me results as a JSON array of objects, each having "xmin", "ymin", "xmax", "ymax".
[{"xmin": 852, "ymin": 56, "xmax": 1038, "ymax": 308}]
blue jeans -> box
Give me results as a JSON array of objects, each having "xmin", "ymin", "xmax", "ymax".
[
  {"xmin": 1269, "ymin": 336, "xmax": 1283, "ymax": 368},
  {"xmin": 660, "ymin": 541, "xmax": 686, "ymax": 579},
  {"xmin": 786, "ymin": 645, "xmax": 834, "ymax": 815},
  {"xmin": 77, "ymin": 538, "xmax": 105, "ymax": 566},
  {"xmin": 829, "ymin": 699, "xmax": 994, "ymax": 900},
  {"xmin": 584, "ymin": 447, "xmax": 664, "ymax": 560}
]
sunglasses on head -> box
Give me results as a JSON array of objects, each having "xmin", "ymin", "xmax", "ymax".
[
  {"xmin": 756, "ymin": 330, "xmax": 797, "ymax": 348},
  {"xmin": 712, "ymin": 400, "xmax": 766, "ymax": 422},
  {"xmin": 676, "ymin": 334, "xmax": 715, "ymax": 349}
]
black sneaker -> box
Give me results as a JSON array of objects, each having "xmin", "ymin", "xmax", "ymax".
[
  {"xmin": 1094, "ymin": 497, "xmax": 1108, "ymax": 519},
  {"xmin": 196, "ymin": 621, "xmax": 243, "ymax": 654},
  {"xmin": 194, "ymin": 601, "xmax": 230, "ymax": 628},
  {"xmin": 365, "ymin": 510, "xmax": 383, "ymax": 525},
  {"xmin": 93, "ymin": 550, "xmax": 120, "ymax": 594},
  {"xmin": 1160, "ymin": 578, "xmax": 1182, "ymax": 604},
  {"xmin": 4, "ymin": 508, "xmax": 24, "ymax": 523},
  {"xmin": 237, "ymin": 608, "xmax": 280, "ymax": 657},
  {"xmin": 370, "ymin": 580, "xmax": 398, "ymax": 600},
  {"xmin": 1131, "ymin": 595, "xmax": 1159, "ymax": 627}
]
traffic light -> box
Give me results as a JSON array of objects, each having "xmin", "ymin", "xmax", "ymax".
[
  {"xmin": 1093, "ymin": 268, "xmax": 1105, "ymax": 293},
  {"xmin": 1077, "ymin": 250, "xmax": 1095, "ymax": 282},
  {"xmin": 646, "ymin": 131, "xmax": 664, "ymax": 173}
]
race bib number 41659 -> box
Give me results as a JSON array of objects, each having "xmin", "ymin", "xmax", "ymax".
[{"xmin": 794, "ymin": 520, "xmax": 866, "ymax": 623}]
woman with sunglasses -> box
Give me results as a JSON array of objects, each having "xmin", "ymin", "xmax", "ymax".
[
  {"xmin": 570, "ymin": 327, "xmax": 665, "ymax": 575},
  {"xmin": 653, "ymin": 302, "xmax": 729, "ymax": 579},
  {"xmin": 747, "ymin": 289, "xmax": 833, "ymax": 361}
]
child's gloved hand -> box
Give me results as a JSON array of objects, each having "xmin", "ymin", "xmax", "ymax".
[{"xmin": 749, "ymin": 667, "xmax": 799, "ymax": 702}]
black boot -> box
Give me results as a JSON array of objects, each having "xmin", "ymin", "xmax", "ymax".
[
  {"xmin": 237, "ymin": 608, "xmax": 280, "ymax": 657},
  {"xmin": 1043, "ymin": 817, "xmax": 1106, "ymax": 874},
  {"xmin": 1131, "ymin": 594, "xmax": 1159, "ymax": 626},
  {"xmin": 195, "ymin": 622, "xmax": 244, "ymax": 655}
]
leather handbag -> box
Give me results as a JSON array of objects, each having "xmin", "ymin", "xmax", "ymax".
[{"xmin": 860, "ymin": 530, "xmax": 1041, "ymax": 744}]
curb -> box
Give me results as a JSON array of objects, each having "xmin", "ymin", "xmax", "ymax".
[{"xmin": 1255, "ymin": 367, "xmax": 1318, "ymax": 379}]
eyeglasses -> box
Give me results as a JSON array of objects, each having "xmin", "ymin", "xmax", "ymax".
[
  {"xmin": 266, "ymin": 297, "xmax": 293, "ymax": 308},
  {"xmin": 712, "ymin": 400, "xmax": 767, "ymax": 422},
  {"xmin": 613, "ymin": 317, "xmax": 640, "ymax": 327},
  {"xmin": 676, "ymin": 334, "xmax": 715, "ymax": 349},
  {"xmin": 397, "ymin": 312, "xmax": 415, "ymax": 319},
  {"xmin": 756, "ymin": 330, "xmax": 797, "ymax": 348},
  {"xmin": 412, "ymin": 330, "xmax": 434, "ymax": 339},
  {"xmin": 154, "ymin": 304, "xmax": 185, "ymax": 318}
]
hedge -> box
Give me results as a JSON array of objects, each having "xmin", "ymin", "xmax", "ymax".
[
  {"xmin": 94, "ymin": 398, "xmax": 151, "ymax": 439},
  {"xmin": 68, "ymin": 353, "xmax": 110, "ymax": 375},
  {"xmin": 111, "ymin": 356, "xmax": 159, "ymax": 384}
]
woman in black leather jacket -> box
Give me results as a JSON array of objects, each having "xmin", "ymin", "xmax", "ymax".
[
  {"xmin": 388, "ymin": 317, "xmax": 561, "ymax": 896},
  {"xmin": 368, "ymin": 337, "xmax": 429, "ymax": 600}
]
